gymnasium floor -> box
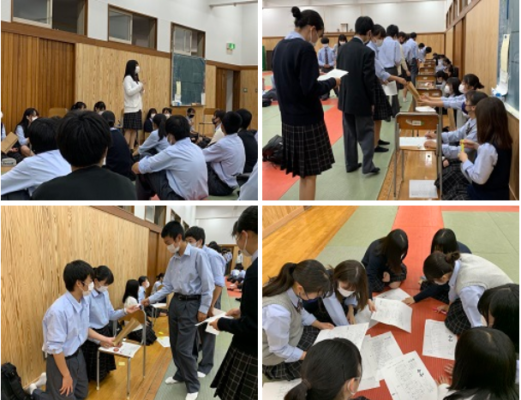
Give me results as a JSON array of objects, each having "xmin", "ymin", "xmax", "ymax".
[{"xmin": 262, "ymin": 205, "xmax": 519, "ymax": 399}]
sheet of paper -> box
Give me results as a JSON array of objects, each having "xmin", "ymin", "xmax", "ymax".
[
  {"xmin": 195, "ymin": 309, "xmax": 227, "ymax": 326},
  {"xmin": 101, "ymin": 342, "xmax": 142, "ymax": 358},
  {"xmin": 400, "ymin": 137, "xmax": 435, "ymax": 149},
  {"xmin": 152, "ymin": 303, "xmax": 167, "ymax": 309},
  {"xmin": 422, "ymin": 320, "xmax": 457, "ymax": 360},
  {"xmin": 383, "ymin": 81, "xmax": 397, "ymax": 96},
  {"xmin": 501, "ymin": 34, "xmax": 510, "ymax": 72},
  {"xmin": 313, "ymin": 323, "xmax": 369, "ymax": 350},
  {"xmin": 157, "ymin": 336, "xmax": 170, "ymax": 348},
  {"xmin": 409, "ymin": 180, "xmax": 438, "ymax": 199},
  {"xmin": 359, "ymin": 335, "xmax": 380, "ymax": 390},
  {"xmin": 206, "ymin": 322, "xmax": 221, "ymax": 335},
  {"xmin": 318, "ymin": 69, "xmax": 348, "ymax": 81},
  {"xmin": 415, "ymin": 106, "xmax": 436, "ymax": 113},
  {"xmin": 382, "ymin": 351, "xmax": 437, "ymax": 400},
  {"xmin": 262, "ymin": 379, "xmax": 301, "ymax": 399},
  {"xmin": 371, "ymin": 298, "xmax": 412, "ymax": 333},
  {"xmin": 371, "ymin": 332, "xmax": 405, "ymax": 381},
  {"xmin": 376, "ymin": 288, "xmax": 410, "ymax": 302}
]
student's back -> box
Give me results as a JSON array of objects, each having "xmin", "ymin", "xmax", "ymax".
[
  {"xmin": 238, "ymin": 130, "xmax": 258, "ymax": 173},
  {"xmin": 105, "ymin": 127, "xmax": 134, "ymax": 179}
]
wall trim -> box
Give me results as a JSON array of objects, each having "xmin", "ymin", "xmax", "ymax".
[
  {"xmin": 263, "ymin": 207, "xmax": 306, "ymax": 239},
  {"xmin": 91, "ymin": 206, "xmax": 163, "ymax": 233},
  {"xmin": 445, "ymin": 0, "xmax": 482, "ymax": 31}
]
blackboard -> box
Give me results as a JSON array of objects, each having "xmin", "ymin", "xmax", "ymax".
[
  {"xmin": 171, "ymin": 54, "xmax": 206, "ymax": 106},
  {"xmin": 498, "ymin": 0, "xmax": 519, "ymax": 111}
]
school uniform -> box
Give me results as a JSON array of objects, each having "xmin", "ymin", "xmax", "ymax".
[
  {"xmin": 137, "ymin": 137, "xmax": 208, "ymax": 200},
  {"xmin": 123, "ymin": 76, "xmax": 143, "ymax": 130},
  {"xmin": 238, "ymin": 162, "xmax": 258, "ymax": 201},
  {"xmin": 238, "ymin": 130, "xmax": 258, "ymax": 174},
  {"xmin": 398, "ymin": 44, "xmax": 410, "ymax": 88},
  {"xmin": 366, "ymin": 41, "xmax": 394, "ymax": 121},
  {"xmin": 151, "ymin": 280, "xmax": 167, "ymax": 303},
  {"xmin": 82, "ymin": 290, "xmax": 126, "ymax": 381},
  {"xmin": 212, "ymin": 253, "xmax": 258, "ymax": 400},
  {"xmin": 138, "ymin": 129, "xmax": 169, "ymax": 157},
  {"xmin": 362, "ymin": 239, "xmax": 407, "ymax": 296},
  {"xmin": 210, "ymin": 125, "xmax": 224, "ymax": 145},
  {"xmin": 262, "ymin": 288, "xmax": 320, "ymax": 380},
  {"xmin": 144, "ymin": 118, "xmax": 154, "ymax": 134},
  {"xmin": 15, "ymin": 125, "xmax": 29, "ymax": 146},
  {"xmin": 305, "ymin": 290, "xmax": 358, "ymax": 327},
  {"xmin": 378, "ymin": 37, "xmax": 402, "ymax": 115},
  {"xmin": 236, "ymin": 253, "xmax": 243, "ymax": 269},
  {"xmin": 444, "ymin": 254, "xmax": 512, "ymax": 335},
  {"xmin": 138, "ymin": 286, "xmax": 146, "ymax": 304},
  {"xmin": 403, "ymin": 38, "xmax": 419, "ymax": 85},
  {"xmin": 105, "ymin": 127, "xmax": 134, "ymax": 180},
  {"xmin": 33, "ymin": 292, "xmax": 90, "ymax": 400},
  {"xmin": 149, "ymin": 244, "xmax": 215, "ymax": 395},
  {"xmin": 317, "ymin": 45, "xmax": 338, "ymax": 99},
  {"xmin": 203, "ymin": 133, "xmax": 245, "ymax": 196},
  {"xmin": 1, "ymin": 149, "xmax": 70, "ymax": 200}
]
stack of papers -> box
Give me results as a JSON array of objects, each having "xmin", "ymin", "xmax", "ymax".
[
  {"xmin": 317, "ymin": 69, "xmax": 348, "ymax": 81},
  {"xmin": 100, "ymin": 341, "xmax": 142, "ymax": 358},
  {"xmin": 355, "ymin": 289, "xmax": 411, "ymax": 329}
]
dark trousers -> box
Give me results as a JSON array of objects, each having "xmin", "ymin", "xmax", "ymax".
[
  {"xmin": 33, "ymin": 350, "xmax": 89, "ymax": 400},
  {"xmin": 320, "ymin": 67, "xmax": 339, "ymax": 99},
  {"xmin": 136, "ymin": 170, "xmax": 185, "ymax": 200},
  {"xmin": 207, "ymin": 164, "xmax": 234, "ymax": 196},
  {"xmin": 384, "ymin": 66, "xmax": 400, "ymax": 116},
  {"xmin": 409, "ymin": 59, "xmax": 418, "ymax": 86},
  {"xmin": 195, "ymin": 295, "xmax": 222, "ymax": 374},
  {"xmin": 1, "ymin": 189, "xmax": 31, "ymax": 200},
  {"xmin": 342, "ymin": 113, "xmax": 376, "ymax": 173}
]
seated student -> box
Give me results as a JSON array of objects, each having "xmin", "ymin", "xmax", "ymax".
[
  {"xmin": 2, "ymin": 118, "xmax": 70, "ymax": 200},
  {"xmin": 133, "ymin": 115, "xmax": 208, "ymax": 200},
  {"xmin": 122, "ymin": 280, "xmax": 157, "ymax": 345},
  {"xmin": 138, "ymin": 113, "xmax": 169, "ymax": 157},
  {"xmin": 186, "ymin": 107, "xmax": 196, "ymax": 132},
  {"xmin": 101, "ymin": 111, "xmax": 134, "ymax": 180},
  {"xmin": 238, "ymin": 161, "xmax": 258, "ymax": 200},
  {"xmin": 262, "ymin": 260, "xmax": 334, "ymax": 381},
  {"xmin": 203, "ymin": 111, "xmax": 246, "ymax": 196},
  {"xmin": 423, "ymin": 251, "xmax": 512, "ymax": 335},
  {"xmin": 144, "ymin": 108, "xmax": 158, "ymax": 136},
  {"xmin": 15, "ymin": 108, "xmax": 39, "ymax": 158},
  {"xmin": 228, "ymin": 263, "xmax": 244, "ymax": 282},
  {"xmin": 437, "ymin": 328, "xmax": 518, "ymax": 400},
  {"xmin": 32, "ymin": 112, "xmax": 136, "ymax": 200},
  {"xmin": 334, "ymin": 34, "xmax": 348, "ymax": 57},
  {"xmin": 235, "ymin": 108, "xmax": 258, "ymax": 175},
  {"xmin": 138, "ymin": 276, "xmax": 150, "ymax": 303},
  {"xmin": 162, "ymin": 107, "xmax": 172, "ymax": 118},
  {"xmin": 71, "ymin": 102, "xmax": 87, "ymax": 111},
  {"xmin": 209, "ymin": 109, "xmax": 226, "ymax": 145},
  {"xmin": 93, "ymin": 101, "xmax": 106, "ymax": 115},
  {"xmin": 152, "ymin": 273, "xmax": 164, "ymax": 295},
  {"xmin": 304, "ymin": 260, "xmax": 375, "ymax": 327},
  {"xmin": 82, "ymin": 266, "xmax": 140, "ymax": 382},
  {"xmin": 362, "ymin": 229, "xmax": 408, "ymax": 296},
  {"xmin": 29, "ymin": 260, "xmax": 117, "ymax": 400},
  {"xmin": 435, "ymin": 71, "xmax": 448, "ymax": 93},
  {"xmin": 284, "ymin": 338, "xmax": 367, "ymax": 400},
  {"xmin": 403, "ymin": 228, "xmax": 471, "ymax": 305}
]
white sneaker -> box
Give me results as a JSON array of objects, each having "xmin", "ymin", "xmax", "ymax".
[
  {"xmin": 186, "ymin": 393, "xmax": 199, "ymax": 400},
  {"xmin": 197, "ymin": 371, "xmax": 206, "ymax": 378},
  {"xmin": 35, "ymin": 372, "xmax": 47, "ymax": 388},
  {"xmin": 27, "ymin": 384, "xmax": 37, "ymax": 395},
  {"xmin": 165, "ymin": 377, "xmax": 182, "ymax": 385}
]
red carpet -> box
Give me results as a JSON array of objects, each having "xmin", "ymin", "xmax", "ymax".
[
  {"xmin": 225, "ymin": 280, "xmax": 242, "ymax": 299},
  {"xmin": 440, "ymin": 206, "xmax": 519, "ymax": 212}
]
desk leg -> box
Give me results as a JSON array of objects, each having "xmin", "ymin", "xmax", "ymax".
[
  {"xmin": 143, "ymin": 343, "xmax": 146, "ymax": 378},
  {"xmin": 96, "ymin": 351, "xmax": 100, "ymax": 390},
  {"xmin": 127, "ymin": 359, "xmax": 131, "ymax": 399}
]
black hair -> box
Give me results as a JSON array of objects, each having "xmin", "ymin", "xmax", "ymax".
[
  {"xmin": 153, "ymin": 113, "xmax": 168, "ymax": 139},
  {"xmin": 398, "ymin": 31, "xmax": 407, "ymax": 39},
  {"xmin": 372, "ymin": 24, "xmax": 386, "ymax": 39},
  {"xmin": 221, "ymin": 112, "xmax": 242, "ymax": 135},
  {"xmin": 93, "ymin": 265, "xmax": 114, "ymax": 285},
  {"xmin": 338, "ymin": 34, "xmax": 347, "ymax": 42},
  {"xmin": 124, "ymin": 60, "xmax": 140, "ymax": 83},
  {"xmin": 63, "ymin": 260, "xmax": 94, "ymax": 292},
  {"xmin": 138, "ymin": 276, "xmax": 148, "ymax": 285},
  {"xmin": 263, "ymin": 260, "xmax": 331, "ymax": 298},
  {"xmin": 355, "ymin": 16, "xmax": 374, "ymax": 36},
  {"xmin": 101, "ymin": 110, "xmax": 116, "ymax": 128},
  {"xmin": 156, "ymin": 273, "xmax": 165, "ymax": 280},
  {"xmin": 25, "ymin": 118, "xmax": 58, "ymax": 154},
  {"xmin": 185, "ymin": 226, "xmax": 206, "ymax": 246},
  {"xmin": 377, "ymin": 229, "xmax": 408, "ymax": 274},
  {"xmin": 444, "ymin": 58, "xmax": 452, "ymax": 65},
  {"xmin": 320, "ymin": 37, "xmax": 329, "ymax": 44},
  {"xmin": 465, "ymin": 90, "xmax": 488, "ymax": 107},
  {"xmin": 291, "ymin": 7, "xmax": 324, "ymax": 31},
  {"xmin": 436, "ymin": 70, "xmax": 448, "ymax": 81},
  {"xmin": 208, "ymin": 241, "xmax": 222, "ymax": 253},
  {"xmin": 430, "ymin": 228, "xmax": 459, "ymax": 254},
  {"xmin": 426, "ymin": 46, "xmax": 432, "ymax": 53},
  {"xmin": 409, "ymin": 32, "xmax": 417, "ymax": 39},
  {"xmin": 165, "ymin": 115, "xmax": 190, "ymax": 141},
  {"xmin": 17, "ymin": 108, "xmax": 39, "ymax": 133},
  {"xmin": 235, "ymin": 206, "xmax": 258, "ymax": 235},
  {"xmin": 57, "ymin": 111, "xmax": 112, "ymax": 167},
  {"xmin": 418, "ymin": 42, "xmax": 425, "ymax": 48},
  {"xmin": 122, "ymin": 279, "xmax": 139, "ymax": 303},
  {"xmin": 162, "ymin": 107, "xmax": 172, "ymax": 114},
  {"xmin": 478, "ymin": 284, "xmax": 519, "ymax": 352},
  {"xmin": 146, "ymin": 108, "xmax": 158, "ymax": 120},
  {"xmin": 213, "ymin": 109, "xmax": 226, "ymax": 122},
  {"xmin": 386, "ymin": 24, "xmax": 399, "ymax": 38},
  {"xmin": 423, "ymin": 251, "xmax": 460, "ymax": 282},
  {"xmin": 161, "ymin": 220, "xmax": 185, "ymax": 241},
  {"xmin": 475, "ymin": 97, "xmax": 512, "ymax": 150},
  {"xmin": 236, "ymin": 109, "xmax": 252, "ymax": 130},
  {"xmin": 285, "ymin": 338, "xmax": 362, "ymax": 400},
  {"xmin": 446, "ymin": 77, "xmax": 462, "ymax": 96},
  {"xmin": 463, "ymin": 73, "xmax": 485, "ymax": 90},
  {"xmin": 187, "ymin": 107, "xmax": 195, "ymax": 114},
  {"xmin": 94, "ymin": 101, "xmax": 106, "ymax": 111},
  {"xmin": 71, "ymin": 102, "xmax": 87, "ymax": 111},
  {"xmin": 445, "ymin": 328, "xmax": 518, "ymax": 400}
]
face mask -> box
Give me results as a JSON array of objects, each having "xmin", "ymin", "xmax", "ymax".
[
  {"xmin": 150, "ymin": 114, "xmax": 156, "ymax": 119},
  {"xmin": 83, "ymin": 282, "xmax": 94, "ymax": 296},
  {"xmin": 338, "ymin": 287, "xmax": 355, "ymax": 297},
  {"xmin": 145, "ymin": 281, "xmax": 150, "ymax": 289},
  {"xmin": 135, "ymin": 66, "xmax": 140, "ymax": 74},
  {"xmin": 375, "ymin": 39, "xmax": 384, "ymax": 47},
  {"xmin": 167, "ymin": 242, "xmax": 179, "ymax": 254},
  {"xmin": 97, "ymin": 285, "xmax": 109, "ymax": 293},
  {"xmin": 308, "ymin": 29, "xmax": 317, "ymax": 45},
  {"xmin": 188, "ymin": 114, "xmax": 195, "ymax": 119},
  {"xmin": 458, "ymin": 84, "xmax": 466, "ymax": 94},
  {"xmin": 444, "ymin": 86, "xmax": 451, "ymax": 95},
  {"xmin": 239, "ymin": 232, "xmax": 252, "ymax": 257},
  {"xmin": 339, "ymin": 41, "xmax": 346, "ymax": 45},
  {"xmin": 164, "ymin": 114, "xmax": 171, "ymax": 118},
  {"xmin": 434, "ymin": 279, "xmax": 446, "ymax": 286},
  {"xmin": 300, "ymin": 293, "xmax": 319, "ymax": 305}
]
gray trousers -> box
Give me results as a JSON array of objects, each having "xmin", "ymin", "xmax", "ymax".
[
  {"xmin": 33, "ymin": 350, "xmax": 88, "ymax": 400},
  {"xmin": 169, "ymin": 296, "xmax": 201, "ymax": 394},
  {"xmin": 384, "ymin": 66, "xmax": 400, "ymax": 116},
  {"xmin": 343, "ymin": 113, "xmax": 376, "ymax": 173},
  {"xmin": 195, "ymin": 295, "xmax": 222, "ymax": 374}
]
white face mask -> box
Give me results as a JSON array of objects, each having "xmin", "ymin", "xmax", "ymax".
[
  {"xmin": 31, "ymin": 116, "xmax": 38, "ymax": 122},
  {"xmin": 308, "ymin": 29, "xmax": 318, "ymax": 46},
  {"xmin": 83, "ymin": 282, "xmax": 94, "ymax": 296},
  {"xmin": 164, "ymin": 114, "xmax": 171, "ymax": 118},
  {"xmin": 167, "ymin": 242, "xmax": 180, "ymax": 254},
  {"xmin": 375, "ymin": 39, "xmax": 384, "ymax": 47},
  {"xmin": 150, "ymin": 114, "xmax": 156, "ymax": 119},
  {"xmin": 97, "ymin": 285, "xmax": 109, "ymax": 293},
  {"xmin": 238, "ymin": 232, "xmax": 252, "ymax": 257},
  {"xmin": 135, "ymin": 66, "xmax": 140, "ymax": 74},
  {"xmin": 444, "ymin": 86, "xmax": 451, "ymax": 95},
  {"xmin": 458, "ymin": 84, "xmax": 466, "ymax": 94},
  {"xmin": 338, "ymin": 287, "xmax": 355, "ymax": 297},
  {"xmin": 339, "ymin": 41, "xmax": 346, "ymax": 45},
  {"xmin": 145, "ymin": 281, "xmax": 150, "ymax": 289}
]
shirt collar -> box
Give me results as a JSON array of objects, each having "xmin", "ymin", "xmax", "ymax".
[
  {"xmin": 251, "ymin": 250, "xmax": 258, "ymax": 262},
  {"xmin": 174, "ymin": 242, "xmax": 192, "ymax": 259},
  {"xmin": 65, "ymin": 291, "xmax": 85, "ymax": 312},
  {"xmin": 286, "ymin": 287, "xmax": 299, "ymax": 308},
  {"xmin": 285, "ymin": 31, "xmax": 305, "ymax": 41},
  {"xmin": 352, "ymin": 36, "xmax": 364, "ymax": 44},
  {"xmin": 449, "ymin": 260, "xmax": 461, "ymax": 287},
  {"xmin": 91, "ymin": 289, "xmax": 101, "ymax": 298}
]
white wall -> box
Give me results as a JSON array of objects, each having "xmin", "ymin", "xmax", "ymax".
[
  {"xmin": 194, "ymin": 206, "xmax": 249, "ymax": 245},
  {"xmin": 1, "ymin": 0, "xmax": 12, "ymax": 22},
  {"xmin": 241, "ymin": 3, "xmax": 259, "ymax": 65}
]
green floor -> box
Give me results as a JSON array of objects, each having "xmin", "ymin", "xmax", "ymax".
[
  {"xmin": 154, "ymin": 290, "xmax": 235, "ymax": 400},
  {"xmin": 262, "ymin": 74, "xmax": 411, "ymax": 200}
]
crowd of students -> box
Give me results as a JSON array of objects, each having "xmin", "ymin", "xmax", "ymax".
[{"xmin": 262, "ymin": 228, "xmax": 519, "ymax": 399}]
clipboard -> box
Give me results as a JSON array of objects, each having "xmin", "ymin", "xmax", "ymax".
[{"xmin": 1, "ymin": 132, "xmax": 18, "ymax": 154}]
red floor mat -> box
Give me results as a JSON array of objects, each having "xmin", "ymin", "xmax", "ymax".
[
  {"xmin": 440, "ymin": 206, "xmax": 519, "ymax": 212},
  {"xmin": 225, "ymin": 280, "xmax": 242, "ymax": 299}
]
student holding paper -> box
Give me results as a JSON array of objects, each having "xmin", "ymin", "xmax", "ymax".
[
  {"xmin": 424, "ymin": 251, "xmax": 512, "ymax": 335},
  {"xmin": 271, "ymin": 7, "xmax": 340, "ymax": 200},
  {"xmin": 362, "ymin": 229, "xmax": 408, "ymax": 297},
  {"xmin": 262, "ymin": 260, "xmax": 334, "ymax": 380},
  {"xmin": 122, "ymin": 280, "xmax": 157, "ymax": 345},
  {"xmin": 284, "ymin": 338, "xmax": 367, "ymax": 400}
]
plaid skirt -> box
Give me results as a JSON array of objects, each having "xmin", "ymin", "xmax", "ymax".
[
  {"xmin": 211, "ymin": 345, "xmax": 258, "ymax": 400},
  {"xmin": 445, "ymin": 298, "xmax": 471, "ymax": 335},
  {"xmin": 420, "ymin": 280, "xmax": 450, "ymax": 304},
  {"xmin": 123, "ymin": 111, "xmax": 142, "ymax": 130},
  {"xmin": 262, "ymin": 326, "xmax": 319, "ymax": 381},
  {"xmin": 281, "ymin": 121, "xmax": 335, "ymax": 178},
  {"xmin": 438, "ymin": 162, "xmax": 471, "ymax": 200},
  {"xmin": 81, "ymin": 325, "xmax": 116, "ymax": 382},
  {"xmin": 371, "ymin": 263, "xmax": 408, "ymax": 293},
  {"xmin": 373, "ymin": 82, "xmax": 393, "ymax": 121}
]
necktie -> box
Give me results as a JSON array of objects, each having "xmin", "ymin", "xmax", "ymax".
[{"xmin": 325, "ymin": 49, "xmax": 329, "ymax": 65}]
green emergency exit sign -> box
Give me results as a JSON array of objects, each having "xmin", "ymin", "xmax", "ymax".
[{"xmin": 227, "ymin": 43, "xmax": 236, "ymax": 50}]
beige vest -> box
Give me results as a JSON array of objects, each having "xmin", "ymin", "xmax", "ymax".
[
  {"xmin": 455, "ymin": 254, "xmax": 512, "ymax": 294},
  {"xmin": 262, "ymin": 292, "xmax": 304, "ymax": 366}
]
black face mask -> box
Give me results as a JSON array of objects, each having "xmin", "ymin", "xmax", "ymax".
[
  {"xmin": 188, "ymin": 114, "xmax": 195, "ymax": 119},
  {"xmin": 212, "ymin": 118, "xmax": 218, "ymax": 125}
]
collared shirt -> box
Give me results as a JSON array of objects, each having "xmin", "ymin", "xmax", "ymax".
[
  {"xmin": 322, "ymin": 292, "xmax": 358, "ymax": 326},
  {"xmin": 378, "ymin": 37, "xmax": 401, "ymax": 68},
  {"xmin": 367, "ymin": 41, "xmax": 391, "ymax": 81},
  {"xmin": 42, "ymin": 292, "xmax": 90, "ymax": 356},
  {"xmin": 202, "ymin": 246, "xmax": 225, "ymax": 287},
  {"xmin": 461, "ymin": 143, "xmax": 498, "ymax": 185},
  {"xmin": 15, "ymin": 125, "xmax": 28, "ymax": 146},
  {"xmin": 1, "ymin": 150, "xmax": 71, "ymax": 196},
  {"xmin": 151, "ymin": 280, "xmax": 162, "ymax": 295},
  {"xmin": 405, "ymin": 38, "xmax": 418, "ymax": 62},
  {"xmin": 285, "ymin": 31, "xmax": 305, "ymax": 41},
  {"xmin": 448, "ymin": 261, "xmax": 486, "ymax": 328},
  {"xmin": 149, "ymin": 243, "xmax": 215, "ymax": 314},
  {"xmin": 238, "ymin": 162, "xmax": 258, "ymax": 200},
  {"xmin": 442, "ymin": 94, "xmax": 466, "ymax": 110},
  {"xmin": 441, "ymin": 118, "xmax": 477, "ymax": 159},
  {"xmin": 317, "ymin": 46, "xmax": 336, "ymax": 68},
  {"xmin": 237, "ymin": 253, "xmax": 243, "ymax": 263},
  {"xmin": 138, "ymin": 286, "xmax": 146, "ymax": 303},
  {"xmin": 87, "ymin": 289, "xmax": 126, "ymax": 330},
  {"xmin": 418, "ymin": 47, "xmax": 427, "ymax": 62},
  {"xmin": 398, "ymin": 44, "xmax": 409, "ymax": 74},
  {"xmin": 138, "ymin": 129, "xmax": 169, "ymax": 155},
  {"xmin": 203, "ymin": 133, "xmax": 245, "ymax": 189},
  {"xmin": 251, "ymin": 250, "xmax": 258, "ymax": 262},
  {"xmin": 262, "ymin": 288, "xmax": 317, "ymax": 363},
  {"xmin": 1, "ymin": 123, "xmax": 6, "ymax": 141},
  {"xmin": 210, "ymin": 128, "xmax": 225, "ymax": 145},
  {"xmin": 139, "ymin": 137, "xmax": 208, "ymax": 200}
]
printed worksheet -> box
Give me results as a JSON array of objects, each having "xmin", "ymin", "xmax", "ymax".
[
  {"xmin": 314, "ymin": 322, "xmax": 369, "ymax": 350},
  {"xmin": 195, "ymin": 309, "xmax": 227, "ymax": 326},
  {"xmin": 409, "ymin": 180, "xmax": 438, "ymax": 199},
  {"xmin": 364, "ymin": 332, "xmax": 404, "ymax": 381},
  {"xmin": 383, "ymin": 81, "xmax": 398, "ymax": 96},
  {"xmin": 354, "ymin": 306, "xmax": 377, "ymax": 328},
  {"xmin": 382, "ymin": 351, "xmax": 437, "ymax": 400},
  {"xmin": 399, "ymin": 137, "xmax": 435, "ymax": 149},
  {"xmin": 371, "ymin": 298, "xmax": 412, "ymax": 333},
  {"xmin": 156, "ymin": 336, "xmax": 170, "ymax": 348},
  {"xmin": 422, "ymin": 320, "xmax": 457, "ymax": 360},
  {"xmin": 359, "ymin": 335, "xmax": 380, "ymax": 391},
  {"xmin": 263, "ymin": 379, "xmax": 301, "ymax": 399},
  {"xmin": 376, "ymin": 288, "xmax": 410, "ymax": 302}
]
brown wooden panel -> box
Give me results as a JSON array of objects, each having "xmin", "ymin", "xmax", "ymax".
[
  {"xmin": 445, "ymin": 27, "xmax": 454, "ymax": 59},
  {"xmin": 508, "ymin": 113, "xmax": 519, "ymax": 200},
  {"xmin": 239, "ymin": 69, "xmax": 258, "ymax": 130},
  {"xmin": 215, "ymin": 68, "xmax": 227, "ymax": 111},
  {"xmin": 416, "ymin": 33, "xmax": 445, "ymax": 55},
  {"xmin": 453, "ymin": 20, "xmax": 465, "ymax": 75}
]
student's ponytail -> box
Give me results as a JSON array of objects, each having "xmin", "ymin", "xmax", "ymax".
[
  {"xmin": 463, "ymin": 74, "xmax": 484, "ymax": 90},
  {"xmin": 291, "ymin": 6, "xmax": 324, "ymax": 31},
  {"xmin": 153, "ymin": 114, "xmax": 167, "ymax": 139},
  {"xmin": 284, "ymin": 380, "xmax": 311, "ymax": 400},
  {"xmin": 445, "ymin": 251, "xmax": 461, "ymax": 264},
  {"xmin": 423, "ymin": 251, "xmax": 457, "ymax": 282}
]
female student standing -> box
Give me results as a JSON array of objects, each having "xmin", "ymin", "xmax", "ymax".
[
  {"xmin": 262, "ymin": 260, "xmax": 334, "ymax": 380},
  {"xmin": 423, "ymin": 251, "xmax": 512, "ymax": 335},
  {"xmin": 272, "ymin": 7, "xmax": 340, "ymax": 200},
  {"xmin": 82, "ymin": 266, "xmax": 140, "ymax": 381},
  {"xmin": 123, "ymin": 60, "xmax": 144, "ymax": 149},
  {"xmin": 362, "ymin": 229, "xmax": 408, "ymax": 296},
  {"xmin": 284, "ymin": 338, "xmax": 368, "ymax": 400},
  {"xmin": 15, "ymin": 108, "xmax": 39, "ymax": 157},
  {"xmin": 138, "ymin": 114, "xmax": 169, "ymax": 157}
]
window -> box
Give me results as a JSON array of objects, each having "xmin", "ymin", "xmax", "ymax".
[
  {"xmin": 109, "ymin": 7, "xmax": 157, "ymax": 49},
  {"xmin": 172, "ymin": 25, "xmax": 205, "ymax": 57},
  {"xmin": 133, "ymin": 14, "xmax": 156, "ymax": 49},
  {"xmin": 109, "ymin": 9, "xmax": 132, "ymax": 44},
  {"xmin": 13, "ymin": 0, "xmax": 85, "ymax": 33},
  {"xmin": 13, "ymin": 0, "xmax": 52, "ymax": 28}
]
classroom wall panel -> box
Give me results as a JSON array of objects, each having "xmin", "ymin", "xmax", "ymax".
[
  {"xmin": 453, "ymin": 20, "xmax": 465, "ymax": 75},
  {"xmin": 240, "ymin": 69, "xmax": 258, "ymax": 130},
  {"xmin": 415, "ymin": 33, "xmax": 445, "ymax": 55},
  {"xmin": 1, "ymin": 206, "xmax": 149, "ymax": 386},
  {"xmin": 508, "ymin": 113, "xmax": 519, "ymax": 199},
  {"xmin": 445, "ymin": 27, "xmax": 454, "ymax": 60}
]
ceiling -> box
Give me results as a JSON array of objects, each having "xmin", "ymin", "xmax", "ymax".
[{"xmin": 263, "ymin": 0, "xmax": 444, "ymax": 7}]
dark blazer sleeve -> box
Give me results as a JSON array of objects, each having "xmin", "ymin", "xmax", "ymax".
[
  {"xmin": 298, "ymin": 46, "xmax": 336, "ymax": 98},
  {"xmin": 362, "ymin": 243, "xmax": 385, "ymax": 299},
  {"xmin": 362, "ymin": 49, "xmax": 376, "ymax": 107}
]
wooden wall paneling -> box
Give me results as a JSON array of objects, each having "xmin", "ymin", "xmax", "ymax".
[
  {"xmin": 508, "ymin": 113, "xmax": 519, "ymax": 199},
  {"xmin": 215, "ymin": 68, "xmax": 227, "ymax": 111},
  {"xmin": 453, "ymin": 20, "xmax": 465, "ymax": 75},
  {"xmin": 262, "ymin": 206, "xmax": 305, "ymax": 238},
  {"xmin": 205, "ymin": 64, "xmax": 217, "ymax": 108},
  {"xmin": 239, "ymin": 69, "xmax": 258, "ymax": 130},
  {"xmin": 415, "ymin": 33, "xmax": 445, "ymax": 55},
  {"xmin": 445, "ymin": 27, "xmax": 454, "ymax": 59},
  {"xmin": 1, "ymin": 206, "xmax": 149, "ymax": 386}
]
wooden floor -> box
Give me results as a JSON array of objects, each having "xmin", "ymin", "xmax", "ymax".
[{"xmin": 262, "ymin": 206, "xmax": 357, "ymax": 283}]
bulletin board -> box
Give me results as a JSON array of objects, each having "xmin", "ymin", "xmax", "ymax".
[
  {"xmin": 171, "ymin": 54, "xmax": 206, "ymax": 106},
  {"xmin": 498, "ymin": 0, "xmax": 519, "ymax": 111}
]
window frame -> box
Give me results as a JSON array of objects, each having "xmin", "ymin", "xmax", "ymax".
[
  {"xmin": 108, "ymin": 5, "xmax": 158, "ymax": 50},
  {"xmin": 108, "ymin": 7, "xmax": 133, "ymax": 45},
  {"xmin": 171, "ymin": 23, "xmax": 206, "ymax": 58}
]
